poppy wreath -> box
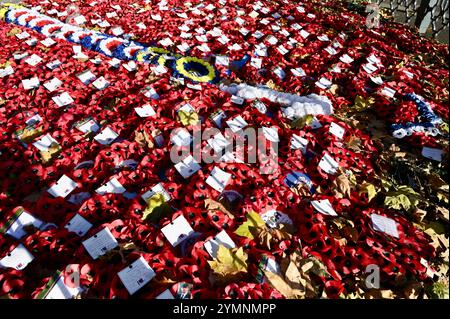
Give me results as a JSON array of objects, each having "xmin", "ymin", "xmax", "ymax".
[
  {"xmin": 390, "ymin": 93, "xmax": 444, "ymax": 139},
  {"xmin": 2, "ymin": 5, "xmax": 220, "ymax": 84}
]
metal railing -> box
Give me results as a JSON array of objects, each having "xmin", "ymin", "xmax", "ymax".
[{"xmin": 375, "ymin": 0, "xmax": 449, "ymax": 41}]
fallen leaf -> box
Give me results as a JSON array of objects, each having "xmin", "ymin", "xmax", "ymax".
[
  {"xmin": 299, "ymin": 256, "xmax": 330, "ymax": 278},
  {"xmin": 329, "ymin": 84, "xmax": 339, "ymax": 95},
  {"xmin": 426, "ymin": 173, "xmax": 448, "ymax": 191},
  {"xmin": 290, "ymin": 114, "xmax": 314, "ymax": 129},
  {"xmin": 353, "ymin": 95, "xmax": 374, "ymax": 112},
  {"xmin": 359, "ymin": 182, "xmax": 378, "ymax": 202},
  {"xmin": 427, "ymin": 281, "xmax": 449, "ymax": 299},
  {"xmin": 40, "ymin": 143, "xmax": 62, "ymax": 164},
  {"xmin": 346, "ymin": 135, "xmax": 363, "ymax": 152},
  {"xmin": 135, "ymin": 130, "xmax": 154, "ymax": 149},
  {"xmin": 329, "ymin": 217, "xmax": 359, "ymax": 243},
  {"xmin": 365, "ymin": 289, "xmax": 395, "ymax": 299},
  {"xmin": 6, "ymin": 28, "xmax": 21, "ymax": 37},
  {"xmin": 384, "ymin": 185, "xmax": 420, "ymax": 211},
  {"xmin": 332, "ymin": 170, "xmax": 354, "ymax": 198},
  {"xmin": 208, "ymin": 246, "xmax": 248, "ymax": 284},
  {"xmin": 178, "ymin": 110, "xmax": 199, "ymax": 126},
  {"xmin": 142, "ymin": 193, "xmax": 171, "ymax": 223},
  {"xmin": 263, "ymin": 268, "xmax": 305, "ymax": 299},
  {"xmin": 435, "ymin": 206, "xmax": 449, "ymax": 222},
  {"xmin": 204, "ymin": 198, "xmax": 235, "ymax": 220},
  {"xmin": 437, "ymin": 191, "xmax": 449, "ymax": 204},
  {"xmin": 234, "ymin": 211, "xmax": 266, "ymax": 239},
  {"xmin": 16, "ymin": 126, "xmax": 43, "ymax": 143},
  {"xmin": 255, "ymin": 223, "xmax": 292, "ymax": 250},
  {"xmin": 403, "ymin": 281, "xmax": 423, "ymax": 299},
  {"xmin": 412, "ymin": 208, "xmax": 427, "ymax": 223}
]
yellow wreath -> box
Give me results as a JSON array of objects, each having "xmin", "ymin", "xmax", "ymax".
[{"xmin": 175, "ymin": 57, "xmax": 216, "ymax": 83}]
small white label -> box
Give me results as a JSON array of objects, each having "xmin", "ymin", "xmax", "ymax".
[
  {"xmin": 118, "ymin": 256, "xmax": 156, "ymax": 295},
  {"xmin": 161, "ymin": 215, "xmax": 195, "ymax": 247},
  {"xmin": 261, "ymin": 210, "xmax": 294, "ymax": 228},
  {"xmin": 82, "ymin": 228, "xmax": 118, "ymax": 260},
  {"xmin": 32, "ymin": 133, "xmax": 59, "ymax": 152},
  {"xmin": 94, "ymin": 127, "xmax": 119, "ymax": 145},
  {"xmin": 65, "ymin": 214, "xmax": 93, "ymax": 237},
  {"xmin": 0, "ymin": 244, "xmax": 34, "ymax": 270},
  {"xmin": 290, "ymin": 134, "xmax": 308, "ymax": 153},
  {"xmin": 25, "ymin": 54, "xmax": 42, "ymax": 66},
  {"xmin": 135, "ymin": 104, "xmax": 156, "ymax": 118},
  {"xmin": 47, "ymin": 175, "xmax": 77, "ymax": 198},
  {"xmin": 318, "ymin": 153, "xmax": 339, "ymax": 175},
  {"xmin": 371, "ymin": 214, "xmax": 399, "ymax": 238},
  {"xmin": 141, "ymin": 183, "xmax": 171, "ymax": 202},
  {"xmin": 174, "ymin": 155, "xmax": 201, "ymax": 179},
  {"xmin": 312, "ymin": 199, "xmax": 338, "ymax": 216},
  {"xmin": 329, "ymin": 123, "xmax": 345, "ymax": 139},
  {"xmin": 96, "ymin": 177, "xmax": 126, "ymax": 195},
  {"xmin": 206, "ymin": 167, "xmax": 231, "ymax": 192},
  {"xmin": 204, "ymin": 230, "xmax": 236, "ymax": 258},
  {"xmin": 422, "ymin": 147, "xmax": 444, "ymax": 162},
  {"xmin": 22, "ymin": 77, "xmax": 40, "ymax": 90},
  {"xmin": 226, "ymin": 116, "xmax": 248, "ymax": 133},
  {"xmin": 5, "ymin": 209, "xmax": 44, "ymax": 240},
  {"xmin": 207, "ymin": 133, "xmax": 230, "ymax": 153},
  {"xmin": 77, "ymin": 70, "xmax": 96, "ymax": 84},
  {"xmin": 44, "ymin": 273, "xmax": 84, "ymax": 299},
  {"xmin": 92, "ymin": 76, "xmax": 109, "ymax": 90},
  {"xmin": 156, "ymin": 289, "xmax": 175, "ymax": 299},
  {"xmin": 52, "ymin": 92, "xmax": 74, "ymax": 107}
]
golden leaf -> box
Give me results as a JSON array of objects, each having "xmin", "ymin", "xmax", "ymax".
[
  {"xmin": 6, "ymin": 27, "xmax": 21, "ymax": 37},
  {"xmin": 255, "ymin": 224, "xmax": 292, "ymax": 250},
  {"xmin": 17, "ymin": 126, "xmax": 43, "ymax": 143},
  {"xmin": 264, "ymin": 253, "xmax": 325, "ymax": 298},
  {"xmin": 353, "ymin": 95, "xmax": 374, "ymax": 112},
  {"xmin": 403, "ymin": 281, "xmax": 423, "ymax": 299},
  {"xmin": 204, "ymin": 198, "xmax": 234, "ymax": 220},
  {"xmin": 332, "ymin": 170, "xmax": 354, "ymax": 198},
  {"xmin": 234, "ymin": 211, "xmax": 266, "ymax": 239},
  {"xmin": 365, "ymin": 289, "xmax": 395, "ymax": 299},
  {"xmin": 359, "ymin": 182, "xmax": 378, "ymax": 202},
  {"xmin": 208, "ymin": 246, "xmax": 248, "ymax": 284},
  {"xmin": 40, "ymin": 143, "xmax": 62, "ymax": 164},
  {"xmin": 329, "ymin": 217, "xmax": 359, "ymax": 244},
  {"xmin": 384, "ymin": 185, "xmax": 420, "ymax": 211},
  {"xmin": 412, "ymin": 208, "xmax": 427, "ymax": 223},
  {"xmin": 178, "ymin": 110, "xmax": 199, "ymax": 126},
  {"xmin": 135, "ymin": 130, "xmax": 154, "ymax": 149},
  {"xmin": 329, "ymin": 84, "xmax": 340, "ymax": 95},
  {"xmin": 346, "ymin": 135, "xmax": 363, "ymax": 152}
]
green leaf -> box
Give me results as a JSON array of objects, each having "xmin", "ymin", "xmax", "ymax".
[
  {"xmin": 429, "ymin": 281, "xmax": 450, "ymax": 299},
  {"xmin": 234, "ymin": 211, "xmax": 266, "ymax": 239},
  {"xmin": 291, "ymin": 114, "xmax": 314, "ymax": 129},
  {"xmin": 142, "ymin": 193, "xmax": 171, "ymax": 223}
]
